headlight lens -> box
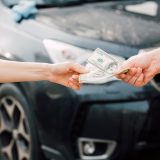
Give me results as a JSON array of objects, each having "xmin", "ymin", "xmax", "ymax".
[
  {"xmin": 43, "ymin": 39, "xmax": 125, "ymax": 64},
  {"xmin": 43, "ymin": 39, "xmax": 92, "ymax": 65}
]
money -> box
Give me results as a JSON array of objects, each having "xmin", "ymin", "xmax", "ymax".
[
  {"xmin": 88, "ymin": 48, "xmax": 123, "ymax": 74},
  {"xmin": 79, "ymin": 48, "xmax": 128, "ymax": 84},
  {"xmin": 79, "ymin": 63, "xmax": 117, "ymax": 84}
]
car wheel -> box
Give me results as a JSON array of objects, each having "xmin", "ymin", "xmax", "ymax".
[{"xmin": 0, "ymin": 84, "xmax": 43, "ymax": 160}]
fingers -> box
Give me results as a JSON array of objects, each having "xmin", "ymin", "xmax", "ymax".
[
  {"xmin": 124, "ymin": 68, "xmax": 137, "ymax": 82},
  {"xmin": 127, "ymin": 68, "xmax": 142, "ymax": 86},
  {"xmin": 117, "ymin": 67, "xmax": 145, "ymax": 87},
  {"xmin": 116, "ymin": 73, "xmax": 127, "ymax": 79},
  {"xmin": 68, "ymin": 75, "xmax": 80, "ymax": 90},
  {"xmin": 72, "ymin": 74, "xmax": 79, "ymax": 81},
  {"xmin": 117, "ymin": 57, "xmax": 136, "ymax": 73},
  {"xmin": 116, "ymin": 68, "xmax": 136, "ymax": 80},
  {"xmin": 134, "ymin": 73, "xmax": 144, "ymax": 87},
  {"xmin": 69, "ymin": 63, "xmax": 89, "ymax": 74},
  {"xmin": 68, "ymin": 81, "xmax": 80, "ymax": 90}
]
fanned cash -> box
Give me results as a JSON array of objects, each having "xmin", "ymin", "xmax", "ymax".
[
  {"xmin": 80, "ymin": 63, "xmax": 117, "ymax": 84},
  {"xmin": 79, "ymin": 48, "xmax": 129, "ymax": 84}
]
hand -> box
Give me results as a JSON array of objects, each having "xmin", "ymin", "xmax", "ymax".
[
  {"xmin": 116, "ymin": 48, "xmax": 160, "ymax": 87},
  {"xmin": 48, "ymin": 62, "xmax": 88, "ymax": 90}
]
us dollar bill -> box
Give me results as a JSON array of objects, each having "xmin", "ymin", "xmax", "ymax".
[
  {"xmin": 79, "ymin": 63, "xmax": 117, "ymax": 84},
  {"xmin": 79, "ymin": 48, "xmax": 128, "ymax": 84},
  {"xmin": 87, "ymin": 48, "xmax": 126, "ymax": 74}
]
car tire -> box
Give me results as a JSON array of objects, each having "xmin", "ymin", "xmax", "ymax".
[{"xmin": 0, "ymin": 84, "xmax": 44, "ymax": 160}]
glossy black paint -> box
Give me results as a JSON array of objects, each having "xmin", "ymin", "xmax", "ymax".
[{"xmin": 0, "ymin": 1, "xmax": 160, "ymax": 160}]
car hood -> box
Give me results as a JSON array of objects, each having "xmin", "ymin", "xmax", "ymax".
[{"xmin": 36, "ymin": 1, "xmax": 160, "ymax": 48}]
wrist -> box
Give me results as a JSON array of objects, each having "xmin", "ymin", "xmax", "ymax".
[
  {"xmin": 40, "ymin": 63, "xmax": 52, "ymax": 81},
  {"xmin": 44, "ymin": 63, "xmax": 58, "ymax": 82}
]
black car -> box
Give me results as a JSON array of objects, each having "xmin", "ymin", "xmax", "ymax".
[{"xmin": 0, "ymin": 0, "xmax": 160, "ymax": 160}]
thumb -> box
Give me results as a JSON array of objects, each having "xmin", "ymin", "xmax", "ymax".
[
  {"xmin": 117, "ymin": 58, "xmax": 135, "ymax": 74},
  {"xmin": 70, "ymin": 63, "xmax": 89, "ymax": 74}
]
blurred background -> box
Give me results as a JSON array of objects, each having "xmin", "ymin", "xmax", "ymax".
[{"xmin": 0, "ymin": 0, "xmax": 160, "ymax": 160}]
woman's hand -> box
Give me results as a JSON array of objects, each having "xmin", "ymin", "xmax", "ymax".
[
  {"xmin": 48, "ymin": 62, "xmax": 88, "ymax": 90},
  {"xmin": 0, "ymin": 60, "xmax": 87, "ymax": 90},
  {"xmin": 116, "ymin": 48, "xmax": 160, "ymax": 87}
]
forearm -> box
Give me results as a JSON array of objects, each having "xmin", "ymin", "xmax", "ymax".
[{"xmin": 0, "ymin": 59, "xmax": 51, "ymax": 83}]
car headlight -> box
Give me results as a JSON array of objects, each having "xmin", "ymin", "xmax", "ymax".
[
  {"xmin": 43, "ymin": 39, "xmax": 92, "ymax": 65},
  {"xmin": 43, "ymin": 39, "xmax": 125, "ymax": 64}
]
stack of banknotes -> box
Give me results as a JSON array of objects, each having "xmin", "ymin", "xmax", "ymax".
[{"xmin": 79, "ymin": 48, "xmax": 128, "ymax": 84}]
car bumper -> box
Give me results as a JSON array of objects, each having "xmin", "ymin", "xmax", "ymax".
[{"xmin": 36, "ymin": 81, "xmax": 150, "ymax": 160}]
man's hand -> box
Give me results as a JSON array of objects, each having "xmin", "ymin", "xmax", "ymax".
[
  {"xmin": 116, "ymin": 48, "xmax": 160, "ymax": 87},
  {"xmin": 48, "ymin": 62, "xmax": 88, "ymax": 90}
]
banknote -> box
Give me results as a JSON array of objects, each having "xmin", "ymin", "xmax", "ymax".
[
  {"xmin": 87, "ymin": 48, "xmax": 128, "ymax": 75},
  {"xmin": 79, "ymin": 48, "xmax": 129, "ymax": 84},
  {"xmin": 79, "ymin": 63, "xmax": 117, "ymax": 84}
]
